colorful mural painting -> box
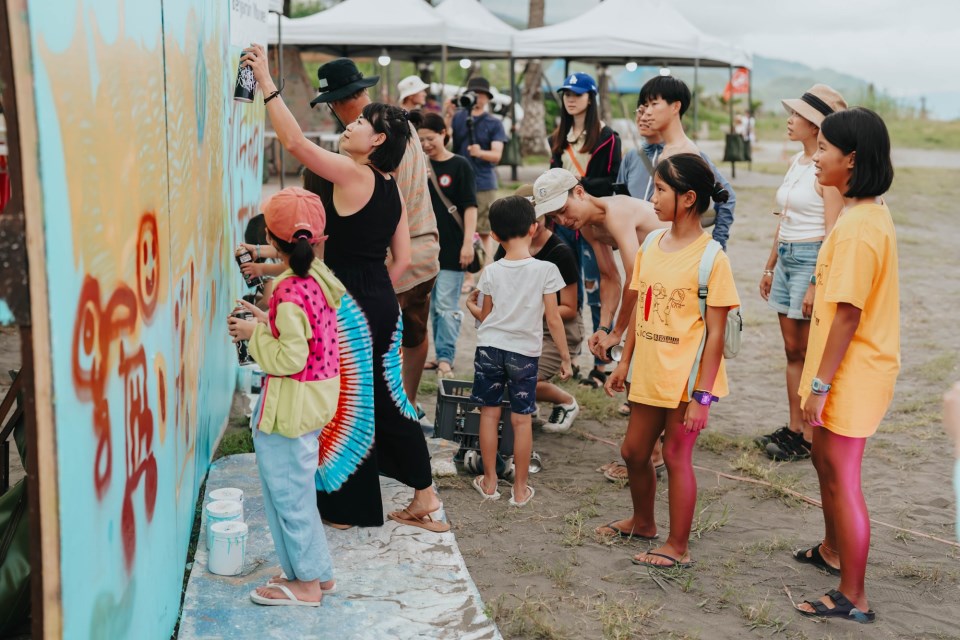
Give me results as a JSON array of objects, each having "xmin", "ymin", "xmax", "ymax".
[{"xmin": 12, "ymin": 0, "xmax": 265, "ymax": 636}]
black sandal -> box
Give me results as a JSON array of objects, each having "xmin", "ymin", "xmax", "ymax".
[
  {"xmin": 578, "ymin": 368, "xmax": 607, "ymax": 389},
  {"xmin": 793, "ymin": 543, "xmax": 841, "ymax": 576},
  {"xmin": 797, "ymin": 589, "xmax": 875, "ymax": 624}
]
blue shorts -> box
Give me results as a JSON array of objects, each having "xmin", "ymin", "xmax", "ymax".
[
  {"xmin": 470, "ymin": 346, "xmax": 539, "ymax": 415},
  {"xmin": 769, "ymin": 241, "xmax": 821, "ymax": 320}
]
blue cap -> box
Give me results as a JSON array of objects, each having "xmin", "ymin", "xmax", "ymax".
[{"xmin": 559, "ymin": 72, "xmax": 598, "ymax": 95}]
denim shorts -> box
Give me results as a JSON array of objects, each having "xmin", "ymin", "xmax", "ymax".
[
  {"xmin": 769, "ymin": 241, "xmax": 821, "ymax": 320},
  {"xmin": 470, "ymin": 346, "xmax": 539, "ymax": 415}
]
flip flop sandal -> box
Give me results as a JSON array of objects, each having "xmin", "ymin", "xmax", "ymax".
[
  {"xmin": 793, "ymin": 543, "xmax": 841, "ymax": 576},
  {"xmin": 386, "ymin": 508, "xmax": 451, "ymax": 533},
  {"xmin": 797, "ymin": 589, "xmax": 875, "ymax": 624},
  {"xmin": 472, "ymin": 475, "xmax": 501, "ymax": 500},
  {"xmin": 268, "ymin": 575, "xmax": 337, "ymax": 594},
  {"xmin": 423, "ymin": 361, "xmax": 439, "ymax": 371},
  {"xmin": 508, "ymin": 485, "xmax": 535, "ymax": 507},
  {"xmin": 595, "ymin": 521, "xmax": 659, "ymax": 540},
  {"xmin": 631, "ymin": 551, "xmax": 694, "ymax": 569},
  {"xmin": 603, "ymin": 463, "xmax": 665, "ymax": 483},
  {"xmin": 250, "ymin": 583, "xmax": 322, "ymax": 607},
  {"xmin": 578, "ymin": 369, "xmax": 607, "ymax": 389},
  {"xmin": 617, "ymin": 402, "xmax": 631, "ymax": 416}
]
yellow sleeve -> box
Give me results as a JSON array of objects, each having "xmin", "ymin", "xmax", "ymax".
[
  {"xmin": 628, "ymin": 248, "xmax": 644, "ymax": 291},
  {"xmin": 823, "ymin": 229, "xmax": 881, "ymax": 309},
  {"xmin": 248, "ymin": 302, "xmax": 312, "ymax": 376},
  {"xmin": 706, "ymin": 252, "xmax": 741, "ymax": 309}
]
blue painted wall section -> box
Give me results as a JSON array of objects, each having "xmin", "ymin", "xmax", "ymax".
[{"xmin": 24, "ymin": 1, "xmax": 263, "ymax": 637}]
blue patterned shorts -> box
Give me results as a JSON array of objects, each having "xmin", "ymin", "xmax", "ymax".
[{"xmin": 470, "ymin": 346, "xmax": 539, "ymax": 415}]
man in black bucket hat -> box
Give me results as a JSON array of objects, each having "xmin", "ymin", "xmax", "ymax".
[{"xmin": 307, "ymin": 57, "xmax": 440, "ymax": 417}]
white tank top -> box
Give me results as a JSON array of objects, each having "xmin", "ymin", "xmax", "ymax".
[{"xmin": 776, "ymin": 153, "xmax": 825, "ymax": 242}]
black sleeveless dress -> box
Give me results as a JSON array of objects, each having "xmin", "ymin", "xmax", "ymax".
[{"xmin": 315, "ymin": 166, "xmax": 433, "ymax": 526}]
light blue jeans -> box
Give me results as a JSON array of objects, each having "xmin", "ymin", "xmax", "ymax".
[
  {"xmin": 430, "ymin": 269, "xmax": 466, "ymax": 366},
  {"xmin": 253, "ymin": 426, "xmax": 334, "ymax": 582}
]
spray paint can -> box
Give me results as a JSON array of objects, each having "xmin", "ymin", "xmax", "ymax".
[
  {"xmin": 234, "ymin": 61, "xmax": 257, "ymax": 103},
  {"xmin": 606, "ymin": 344, "xmax": 624, "ymax": 362},
  {"xmin": 232, "ymin": 309, "xmax": 255, "ymax": 365},
  {"xmin": 235, "ymin": 245, "xmax": 263, "ymax": 289}
]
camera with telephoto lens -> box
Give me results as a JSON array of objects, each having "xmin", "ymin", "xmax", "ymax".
[{"xmin": 457, "ymin": 90, "xmax": 478, "ymax": 110}]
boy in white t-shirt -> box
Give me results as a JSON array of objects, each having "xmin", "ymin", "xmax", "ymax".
[{"xmin": 466, "ymin": 196, "xmax": 573, "ymax": 507}]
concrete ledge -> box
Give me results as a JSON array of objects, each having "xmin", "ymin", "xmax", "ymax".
[{"xmin": 179, "ymin": 453, "xmax": 500, "ymax": 640}]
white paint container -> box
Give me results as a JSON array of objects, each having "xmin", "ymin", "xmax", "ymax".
[
  {"xmin": 237, "ymin": 364, "xmax": 261, "ymax": 394},
  {"xmin": 208, "ymin": 488, "xmax": 244, "ymax": 520},
  {"xmin": 207, "ymin": 521, "xmax": 248, "ymax": 576},
  {"xmin": 205, "ymin": 500, "xmax": 243, "ymax": 549}
]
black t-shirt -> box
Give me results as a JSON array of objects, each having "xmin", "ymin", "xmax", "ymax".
[
  {"xmin": 428, "ymin": 155, "xmax": 478, "ymax": 271},
  {"xmin": 494, "ymin": 232, "xmax": 579, "ymax": 306}
]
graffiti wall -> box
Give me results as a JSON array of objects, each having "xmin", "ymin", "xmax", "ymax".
[{"xmin": 19, "ymin": 0, "xmax": 264, "ymax": 636}]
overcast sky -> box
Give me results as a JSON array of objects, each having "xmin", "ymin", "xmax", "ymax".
[{"xmin": 480, "ymin": 0, "xmax": 960, "ymax": 98}]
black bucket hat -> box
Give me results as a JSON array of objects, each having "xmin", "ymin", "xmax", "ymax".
[
  {"xmin": 465, "ymin": 77, "xmax": 494, "ymax": 98},
  {"xmin": 310, "ymin": 58, "xmax": 380, "ymax": 106}
]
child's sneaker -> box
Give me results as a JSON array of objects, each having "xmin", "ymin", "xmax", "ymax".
[{"xmin": 542, "ymin": 399, "xmax": 580, "ymax": 433}]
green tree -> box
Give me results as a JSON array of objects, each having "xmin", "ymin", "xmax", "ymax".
[{"xmin": 519, "ymin": 0, "xmax": 547, "ymax": 157}]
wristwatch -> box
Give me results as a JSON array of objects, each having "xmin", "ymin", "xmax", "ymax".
[
  {"xmin": 691, "ymin": 390, "xmax": 715, "ymax": 406},
  {"xmin": 811, "ymin": 377, "xmax": 832, "ymax": 395},
  {"xmin": 598, "ymin": 324, "xmax": 613, "ymax": 335}
]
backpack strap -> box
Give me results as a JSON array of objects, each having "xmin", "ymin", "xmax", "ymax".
[
  {"xmin": 640, "ymin": 228, "xmax": 667, "ymax": 253},
  {"xmin": 688, "ymin": 239, "xmax": 723, "ymax": 398}
]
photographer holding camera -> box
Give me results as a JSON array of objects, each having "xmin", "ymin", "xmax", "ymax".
[{"xmin": 444, "ymin": 77, "xmax": 509, "ymax": 272}]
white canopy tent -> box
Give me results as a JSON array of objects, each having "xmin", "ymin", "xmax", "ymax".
[
  {"xmin": 511, "ymin": 0, "xmax": 751, "ymax": 68},
  {"xmin": 434, "ymin": 0, "xmax": 516, "ymax": 57}
]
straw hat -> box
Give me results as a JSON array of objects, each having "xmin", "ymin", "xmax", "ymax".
[{"xmin": 781, "ymin": 84, "xmax": 847, "ymax": 127}]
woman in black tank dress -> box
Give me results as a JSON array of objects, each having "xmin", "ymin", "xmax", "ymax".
[{"xmin": 242, "ymin": 45, "xmax": 443, "ymax": 531}]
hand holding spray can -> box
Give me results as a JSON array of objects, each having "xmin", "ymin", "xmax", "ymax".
[
  {"xmin": 235, "ymin": 245, "xmax": 263, "ymax": 289},
  {"xmin": 234, "ymin": 59, "xmax": 257, "ymax": 103},
  {"xmin": 231, "ymin": 308, "xmax": 255, "ymax": 365}
]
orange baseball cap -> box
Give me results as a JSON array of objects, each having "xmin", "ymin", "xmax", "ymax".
[{"xmin": 263, "ymin": 187, "xmax": 327, "ymax": 244}]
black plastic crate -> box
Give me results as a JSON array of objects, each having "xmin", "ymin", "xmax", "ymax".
[{"xmin": 434, "ymin": 378, "xmax": 514, "ymax": 457}]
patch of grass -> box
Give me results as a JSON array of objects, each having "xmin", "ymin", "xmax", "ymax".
[
  {"xmin": 739, "ymin": 536, "xmax": 794, "ymax": 556},
  {"xmin": 507, "ymin": 554, "xmax": 540, "ymax": 576},
  {"xmin": 490, "ymin": 591, "xmax": 569, "ymax": 640},
  {"xmin": 912, "ymin": 352, "xmax": 958, "ymax": 386},
  {"xmin": 560, "ymin": 509, "xmax": 588, "ymax": 547},
  {"xmin": 596, "ymin": 597, "xmax": 662, "ymax": 640},
  {"xmin": 892, "ymin": 562, "xmax": 950, "ymax": 584},
  {"xmin": 697, "ymin": 431, "xmax": 753, "ymax": 455},
  {"xmin": 731, "ymin": 452, "xmax": 808, "ymax": 507},
  {"xmin": 545, "ymin": 561, "xmax": 573, "ymax": 591},
  {"xmin": 418, "ymin": 378, "xmax": 438, "ymax": 397},
  {"xmin": 214, "ymin": 427, "xmax": 253, "ymax": 459},
  {"xmin": 738, "ymin": 593, "xmax": 789, "ymax": 633},
  {"xmin": 690, "ymin": 499, "xmax": 730, "ymax": 539},
  {"xmin": 572, "ymin": 384, "xmax": 624, "ymax": 422}
]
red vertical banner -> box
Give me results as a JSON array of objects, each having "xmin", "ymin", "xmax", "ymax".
[{"xmin": 723, "ymin": 67, "xmax": 750, "ymax": 101}]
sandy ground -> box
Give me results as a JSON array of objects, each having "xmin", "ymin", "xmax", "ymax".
[{"xmin": 413, "ymin": 163, "xmax": 960, "ymax": 639}]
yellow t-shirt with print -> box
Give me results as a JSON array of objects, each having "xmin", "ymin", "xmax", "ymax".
[
  {"xmin": 628, "ymin": 232, "xmax": 740, "ymax": 408},
  {"xmin": 799, "ymin": 203, "xmax": 900, "ymax": 438}
]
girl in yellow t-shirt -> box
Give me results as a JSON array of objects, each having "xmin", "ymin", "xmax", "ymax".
[
  {"xmin": 792, "ymin": 108, "xmax": 897, "ymax": 624},
  {"xmin": 603, "ymin": 154, "xmax": 740, "ymax": 569}
]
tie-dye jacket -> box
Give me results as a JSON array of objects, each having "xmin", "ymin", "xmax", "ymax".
[{"xmin": 249, "ymin": 259, "xmax": 345, "ymax": 438}]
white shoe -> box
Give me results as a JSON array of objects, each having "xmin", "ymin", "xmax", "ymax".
[{"xmin": 542, "ymin": 400, "xmax": 579, "ymax": 433}]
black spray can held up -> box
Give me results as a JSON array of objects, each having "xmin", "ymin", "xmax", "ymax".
[
  {"xmin": 234, "ymin": 62, "xmax": 257, "ymax": 103},
  {"xmin": 232, "ymin": 309, "xmax": 255, "ymax": 365},
  {"xmin": 235, "ymin": 245, "xmax": 263, "ymax": 289}
]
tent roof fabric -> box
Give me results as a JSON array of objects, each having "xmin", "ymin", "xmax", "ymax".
[
  {"xmin": 434, "ymin": 0, "xmax": 516, "ymax": 54},
  {"xmin": 511, "ymin": 0, "xmax": 751, "ymax": 68}
]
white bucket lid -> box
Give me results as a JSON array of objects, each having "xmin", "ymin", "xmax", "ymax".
[
  {"xmin": 210, "ymin": 521, "xmax": 249, "ymax": 538},
  {"xmin": 206, "ymin": 500, "xmax": 242, "ymax": 518},
  {"xmin": 209, "ymin": 487, "xmax": 243, "ymax": 502}
]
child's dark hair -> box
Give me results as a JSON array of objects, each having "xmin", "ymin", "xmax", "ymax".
[
  {"xmin": 362, "ymin": 102, "xmax": 419, "ymax": 173},
  {"xmin": 639, "ymin": 76, "xmax": 692, "ymax": 118},
  {"xmin": 654, "ymin": 153, "xmax": 729, "ymax": 216},
  {"xmin": 417, "ymin": 112, "xmax": 449, "ymax": 145},
  {"xmin": 269, "ymin": 230, "xmax": 315, "ymax": 278},
  {"xmin": 820, "ymin": 107, "xmax": 894, "ymax": 198},
  {"xmin": 244, "ymin": 214, "xmax": 268, "ymax": 261},
  {"xmin": 489, "ymin": 196, "xmax": 536, "ymax": 241}
]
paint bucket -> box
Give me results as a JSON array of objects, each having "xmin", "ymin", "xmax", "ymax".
[
  {"xmin": 208, "ymin": 488, "xmax": 244, "ymax": 520},
  {"xmin": 207, "ymin": 521, "xmax": 248, "ymax": 576},
  {"xmin": 205, "ymin": 500, "xmax": 243, "ymax": 549}
]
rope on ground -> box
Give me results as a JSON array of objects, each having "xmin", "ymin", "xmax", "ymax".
[{"xmin": 580, "ymin": 430, "xmax": 960, "ymax": 550}]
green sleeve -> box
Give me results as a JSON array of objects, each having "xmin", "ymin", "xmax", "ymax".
[{"xmin": 248, "ymin": 302, "xmax": 312, "ymax": 376}]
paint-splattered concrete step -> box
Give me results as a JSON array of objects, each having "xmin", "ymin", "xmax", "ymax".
[{"xmin": 178, "ymin": 453, "xmax": 500, "ymax": 640}]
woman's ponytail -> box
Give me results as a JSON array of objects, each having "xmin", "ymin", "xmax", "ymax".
[{"xmin": 288, "ymin": 231, "xmax": 315, "ymax": 277}]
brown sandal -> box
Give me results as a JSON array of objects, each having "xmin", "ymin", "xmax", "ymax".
[{"xmin": 387, "ymin": 508, "xmax": 451, "ymax": 533}]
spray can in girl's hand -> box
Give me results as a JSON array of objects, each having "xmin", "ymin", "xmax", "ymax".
[
  {"xmin": 235, "ymin": 245, "xmax": 263, "ymax": 289},
  {"xmin": 234, "ymin": 61, "xmax": 257, "ymax": 103},
  {"xmin": 232, "ymin": 308, "xmax": 255, "ymax": 365}
]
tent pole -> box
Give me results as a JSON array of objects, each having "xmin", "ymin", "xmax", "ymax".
[
  {"xmin": 747, "ymin": 66, "xmax": 753, "ymax": 170},
  {"xmin": 692, "ymin": 58, "xmax": 699, "ymax": 141},
  {"xmin": 564, "ymin": 58, "xmax": 569, "ymax": 78},
  {"xmin": 440, "ymin": 44, "xmax": 447, "ymax": 103},
  {"xmin": 728, "ymin": 64, "xmax": 735, "ymax": 178},
  {"xmin": 272, "ymin": 10, "xmax": 284, "ymax": 188},
  {"xmin": 509, "ymin": 56, "xmax": 518, "ymax": 181}
]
